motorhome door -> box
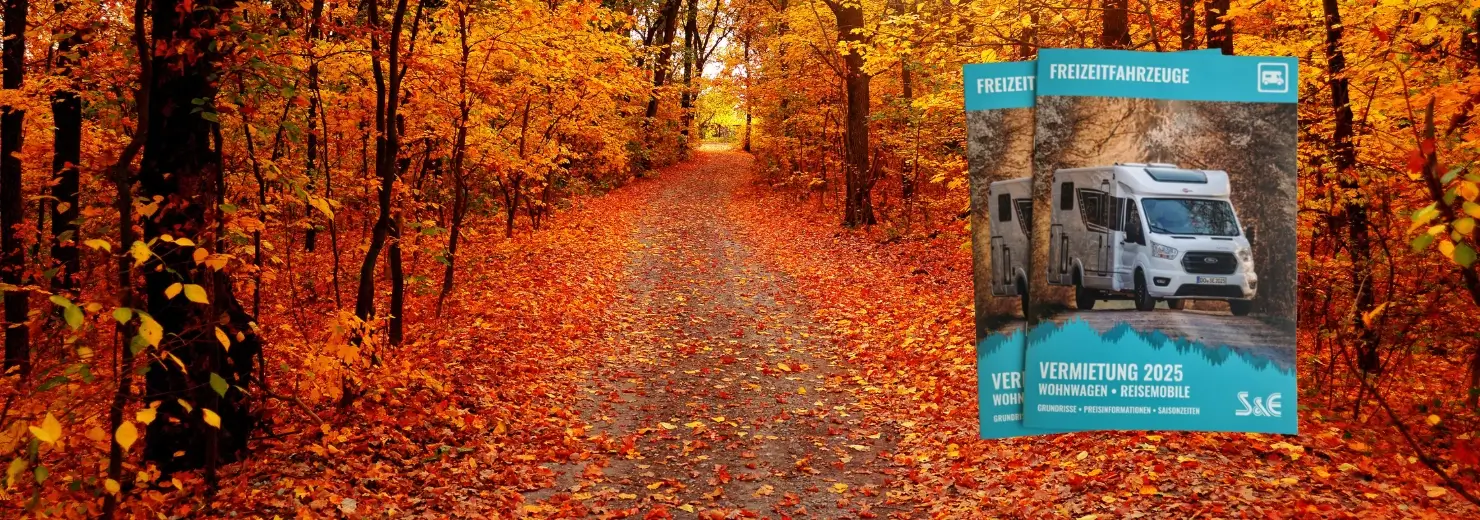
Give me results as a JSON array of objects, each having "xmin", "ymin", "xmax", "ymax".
[
  {"xmin": 1083, "ymin": 177, "xmax": 1115, "ymax": 289},
  {"xmin": 1116, "ymin": 190, "xmax": 1145, "ymax": 291}
]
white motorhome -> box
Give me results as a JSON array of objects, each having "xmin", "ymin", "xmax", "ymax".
[
  {"xmin": 1047, "ymin": 163, "xmax": 1257, "ymax": 316},
  {"xmin": 986, "ymin": 177, "xmax": 1033, "ymax": 317}
]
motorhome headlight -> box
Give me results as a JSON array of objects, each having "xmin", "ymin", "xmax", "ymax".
[
  {"xmin": 1237, "ymin": 247, "xmax": 1253, "ymax": 263},
  {"xmin": 1152, "ymin": 242, "xmax": 1178, "ymax": 260}
]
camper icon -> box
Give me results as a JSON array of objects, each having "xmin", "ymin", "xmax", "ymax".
[{"xmin": 1257, "ymin": 63, "xmax": 1288, "ymax": 93}]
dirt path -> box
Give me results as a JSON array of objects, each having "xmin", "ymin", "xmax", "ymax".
[{"xmin": 523, "ymin": 150, "xmax": 904, "ymax": 518}]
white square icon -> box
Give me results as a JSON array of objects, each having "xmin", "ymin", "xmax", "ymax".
[{"xmin": 1257, "ymin": 63, "xmax": 1289, "ymax": 94}]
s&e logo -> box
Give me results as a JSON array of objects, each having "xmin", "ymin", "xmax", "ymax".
[
  {"xmin": 1257, "ymin": 63, "xmax": 1289, "ymax": 94},
  {"xmin": 1235, "ymin": 391, "xmax": 1283, "ymax": 417}
]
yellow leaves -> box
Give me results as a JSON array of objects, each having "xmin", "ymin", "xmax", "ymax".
[
  {"xmin": 1347, "ymin": 441, "xmax": 1371, "ymax": 453},
  {"xmin": 30, "ymin": 413, "xmax": 62, "ymax": 444},
  {"xmin": 129, "ymin": 240, "xmax": 151, "ymax": 266},
  {"xmin": 1464, "ymin": 201, "xmax": 1480, "ymax": 219},
  {"xmin": 1460, "ymin": 181, "xmax": 1480, "ymax": 202},
  {"xmin": 683, "ymin": 420, "xmax": 705, "ymax": 429},
  {"xmin": 139, "ymin": 314, "xmax": 163, "ymax": 347},
  {"xmin": 183, "ymin": 284, "xmax": 209, "ymax": 304},
  {"xmin": 797, "ymin": 386, "xmax": 806, "ymax": 395},
  {"xmin": 658, "ymin": 422, "xmax": 677, "ymax": 430},
  {"xmin": 1456, "ymin": 218, "xmax": 1476, "ymax": 235},
  {"xmin": 1138, "ymin": 484, "xmax": 1158, "ymax": 495},
  {"xmin": 193, "ymin": 247, "xmax": 210, "ymax": 265},
  {"xmin": 846, "ymin": 444, "xmax": 869, "ymax": 451},
  {"xmin": 216, "ymin": 327, "xmax": 232, "ymax": 351},
  {"xmin": 1426, "ymin": 414, "xmax": 1441, "ymax": 426},
  {"xmin": 104, "ymin": 479, "xmax": 120, "ymax": 494},
  {"xmin": 202, "ymin": 409, "xmax": 221, "ymax": 429},
  {"xmin": 946, "ymin": 443, "xmax": 961, "ymax": 459},
  {"xmin": 1075, "ymin": 450, "xmax": 1088, "ymax": 461},
  {"xmin": 1426, "ymin": 485, "xmax": 1448, "ymax": 498},
  {"xmin": 84, "ymin": 239, "xmax": 111, "ymax": 252},
  {"xmin": 777, "ymin": 362, "xmax": 791, "ymax": 372},
  {"xmin": 166, "ymin": 283, "xmax": 209, "ymax": 304},
  {"xmin": 137, "ymin": 406, "xmax": 157, "ymax": 425},
  {"xmin": 830, "ymin": 482, "xmax": 848, "ymax": 493},
  {"xmin": 1439, "ymin": 240, "xmax": 1455, "ymax": 258},
  {"xmin": 309, "ymin": 195, "xmax": 335, "ymax": 219},
  {"xmin": 1313, "ymin": 466, "xmax": 1331, "ymax": 479},
  {"xmin": 115, "ymin": 421, "xmax": 139, "ymax": 451},
  {"xmin": 710, "ymin": 416, "xmax": 725, "ymax": 423},
  {"xmin": 1100, "ymin": 494, "xmax": 1116, "ymax": 504}
]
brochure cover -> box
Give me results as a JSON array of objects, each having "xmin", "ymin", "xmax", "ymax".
[
  {"xmin": 1021, "ymin": 49, "xmax": 1299, "ymax": 434},
  {"xmin": 963, "ymin": 60, "xmax": 1039, "ymax": 439}
]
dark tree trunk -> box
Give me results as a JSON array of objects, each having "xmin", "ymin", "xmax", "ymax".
[
  {"xmin": 140, "ymin": 0, "xmax": 262, "ymax": 478},
  {"xmin": 646, "ymin": 0, "xmax": 682, "ymax": 118},
  {"xmin": 1179, "ymin": 0, "xmax": 1197, "ymax": 50},
  {"xmin": 438, "ymin": 3, "xmax": 473, "ymax": 315},
  {"xmin": 741, "ymin": 33, "xmax": 752, "ymax": 152},
  {"xmin": 51, "ymin": 4, "xmax": 86, "ymax": 293},
  {"xmin": 304, "ymin": 0, "xmax": 325, "ymax": 252},
  {"xmin": 354, "ymin": 0, "xmax": 412, "ymax": 338},
  {"xmin": 1100, "ymin": 0, "xmax": 1130, "ymax": 49},
  {"xmin": 1, "ymin": 0, "xmax": 29, "ymax": 376},
  {"xmin": 1321, "ymin": 0, "xmax": 1376, "ymax": 374},
  {"xmin": 679, "ymin": 0, "xmax": 698, "ymax": 142},
  {"xmin": 102, "ymin": 1, "xmax": 150, "ymax": 514},
  {"xmin": 827, "ymin": 0, "xmax": 874, "ymax": 227},
  {"xmin": 828, "ymin": 1, "xmax": 870, "ymax": 226},
  {"xmin": 1205, "ymin": 0, "xmax": 1233, "ymax": 55}
]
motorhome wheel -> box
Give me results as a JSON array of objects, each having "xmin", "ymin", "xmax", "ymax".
[
  {"xmin": 1075, "ymin": 284, "xmax": 1097, "ymax": 310},
  {"xmin": 1134, "ymin": 271, "xmax": 1156, "ymax": 312},
  {"xmin": 1229, "ymin": 299, "xmax": 1253, "ymax": 316}
]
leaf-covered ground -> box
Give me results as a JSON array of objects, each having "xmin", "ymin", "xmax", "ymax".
[{"xmin": 186, "ymin": 149, "xmax": 1474, "ymax": 518}]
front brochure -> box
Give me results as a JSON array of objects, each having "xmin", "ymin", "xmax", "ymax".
[{"xmin": 1022, "ymin": 49, "xmax": 1298, "ymax": 434}]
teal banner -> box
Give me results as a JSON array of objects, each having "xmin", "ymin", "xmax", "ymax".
[
  {"xmin": 1036, "ymin": 48, "xmax": 1298, "ymax": 104},
  {"xmin": 1022, "ymin": 321, "xmax": 1297, "ymax": 433},
  {"xmin": 963, "ymin": 61, "xmax": 1036, "ymax": 111}
]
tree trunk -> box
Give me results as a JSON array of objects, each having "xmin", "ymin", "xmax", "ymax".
[
  {"xmin": 304, "ymin": 0, "xmax": 325, "ymax": 252},
  {"xmin": 646, "ymin": 0, "xmax": 682, "ymax": 118},
  {"xmin": 1100, "ymin": 0, "xmax": 1130, "ymax": 49},
  {"xmin": 102, "ymin": 1, "xmax": 150, "ymax": 514},
  {"xmin": 140, "ymin": 0, "xmax": 262, "ymax": 476},
  {"xmin": 828, "ymin": 0, "xmax": 874, "ymax": 227},
  {"xmin": 1205, "ymin": 0, "xmax": 1233, "ymax": 55},
  {"xmin": 439, "ymin": 4, "xmax": 473, "ymax": 315},
  {"xmin": 1179, "ymin": 0, "xmax": 1197, "ymax": 50},
  {"xmin": 50, "ymin": 4, "xmax": 86, "ymax": 293},
  {"xmin": 679, "ymin": 0, "xmax": 698, "ymax": 142},
  {"xmin": 354, "ymin": 0, "xmax": 412, "ymax": 336},
  {"xmin": 1320, "ymin": 0, "xmax": 1376, "ymax": 374},
  {"xmin": 1, "ymin": 0, "xmax": 29, "ymax": 376},
  {"xmin": 741, "ymin": 33, "xmax": 752, "ymax": 152}
]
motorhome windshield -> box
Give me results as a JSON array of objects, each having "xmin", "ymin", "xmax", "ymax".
[{"xmin": 1141, "ymin": 198, "xmax": 1240, "ymax": 236}]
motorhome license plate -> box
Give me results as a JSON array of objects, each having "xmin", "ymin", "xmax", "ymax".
[{"xmin": 1196, "ymin": 276, "xmax": 1227, "ymax": 284}]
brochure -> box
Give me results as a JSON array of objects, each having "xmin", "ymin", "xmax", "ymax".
[
  {"xmin": 963, "ymin": 60, "xmax": 1040, "ymax": 439},
  {"xmin": 1021, "ymin": 49, "xmax": 1299, "ymax": 434}
]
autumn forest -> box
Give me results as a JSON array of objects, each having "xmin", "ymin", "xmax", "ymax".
[{"xmin": 0, "ymin": 0, "xmax": 1478, "ymax": 517}]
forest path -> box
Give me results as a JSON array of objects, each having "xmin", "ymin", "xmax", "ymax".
[{"xmin": 523, "ymin": 150, "xmax": 906, "ymax": 518}]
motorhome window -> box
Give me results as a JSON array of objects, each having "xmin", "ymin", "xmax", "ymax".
[
  {"xmin": 1141, "ymin": 198, "xmax": 1240, "ymax": 236},
  {"xmin": 1144, "ymin": 167, "xmax": 1208, "ymax": 183},
  {"xmin": 1060, "ymin": 182, "xmax": 1074, "ymax": 210},
  {"xmin": 1124, "ymin": 202, "xmax": 1146, "ymax": 245},
  {"xmin": 1077, "ymin": 190, "xmax": 1108, "ymax": 230},
  {"xmin": 1014, "ymin": 199, "xmax": 1034, "ymax": 236},
  {"xmin": 997, "ymin": 194, "xmax": 1011, "ymax": 222}
]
